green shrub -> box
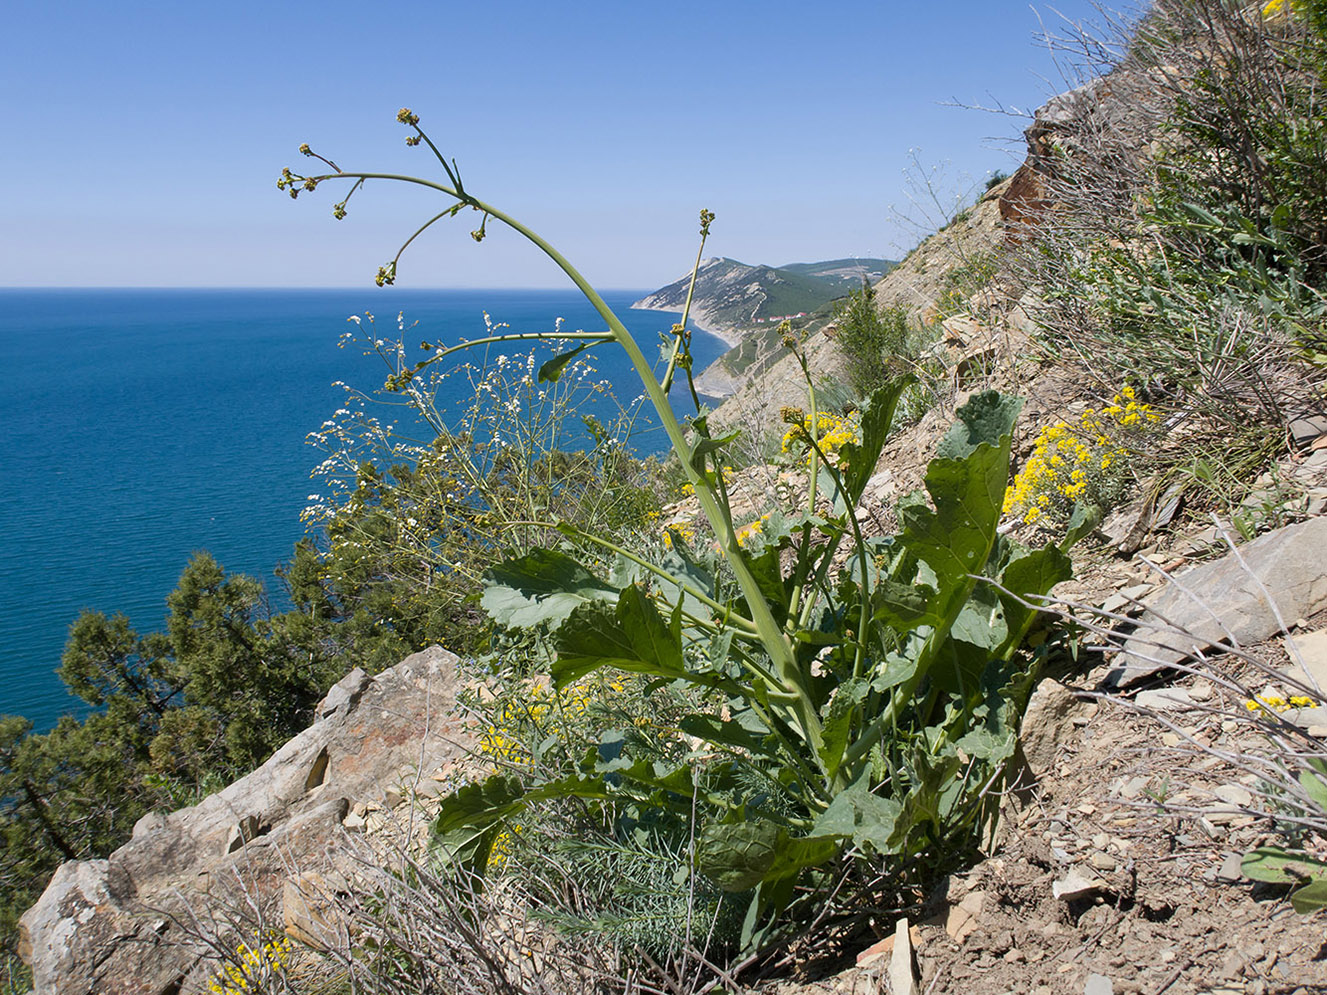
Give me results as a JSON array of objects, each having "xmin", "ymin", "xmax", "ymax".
[{"xmin": 834, "ymin": 282, "xmax": 909, "ymax": 397}]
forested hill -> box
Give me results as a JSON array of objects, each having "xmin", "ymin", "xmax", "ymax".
[{"xmin": 631, "ymin": 256, "xmax": 893, "ymax": 336}]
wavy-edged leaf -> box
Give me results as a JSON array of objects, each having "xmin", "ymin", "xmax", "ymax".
[
  {"xmin": 898, "ymin": 394, "xmax": 1017, "ymax": 636},
  {"xmin": 1241, "ymin": 846, "xmax": 1327, "ymax": 884},
  {"xmin": 870, "ymin": 632, "xmax": 926, "ymax": 693},
  {"xmin": 689, "ymin": 430, "xmax": 741, "ymax": 473},
  {"xmin": 950, "ymin": 584, "xmax": 1008, "ymax": 651},
  {"xmin": 552, "ymin": 585, "xmax": 713, "ymax": 688},
  {"xmin": 696, "ymin": 820, "xmax": 839, "ymax": 893},
  {"xmin": 679, "ymin": 713, "xmax": 769, "ymax": 755},
  {"xmin": 481, "ymin": 549, "xmax": 617, "ymax": 629},
  {"xmin": 839, "ymin": 375, "xmax": 914, "ymax": 506},
  {"xmin": 819, "ymin": 678, "xmax": 869, "ymax": 781},
  {"xmin": 935, "ymin": 391, "xmax": 1022, "ymax": 460},
  {"xmin": 811, "ymin": 771, "xmax": 903, "ymax": 854},
  {"xmin": 1291, "ymin": 879, "xmax": 1327, "ymax": 914},
  {"xmin": 697, "ymin": 820, "xmax": 781, "ymax": 892},
  {"xmin": 995, "ymin": 545, "xmax": 1072, "ymax": 656},
  {"xmin": 872, "ymin": 578, "xmax": 939, "ymax": 632}
]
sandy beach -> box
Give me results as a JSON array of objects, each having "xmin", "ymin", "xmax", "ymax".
[{"xmin": 629, "ymin": 301, "xmax": 743, "ymax": 349}]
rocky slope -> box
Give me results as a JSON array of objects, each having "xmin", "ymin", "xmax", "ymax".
[
  {"xmin": 632, "ymin": 256, "xmax": 893, "ymax": 398},
  {"xmin": 20, "ymin": 647, "xmax": 474, "ymax": 994}
]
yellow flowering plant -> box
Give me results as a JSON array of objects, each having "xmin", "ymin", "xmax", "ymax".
[
  {"xmin": 206, "ymin": 935, "xmax": 292, "ymax": 995},
  {"xmin": 1004, "ymin": 386, "xmax": 1160, "ymax": 527},
  {"xmin": 779, "ymin": 411, "xmax": 862, "ymax": 469}
]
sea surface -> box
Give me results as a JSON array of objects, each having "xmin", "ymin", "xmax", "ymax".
[{"xmin": 0, "ymin": 288, "xmax": 724, "ymax": 732}]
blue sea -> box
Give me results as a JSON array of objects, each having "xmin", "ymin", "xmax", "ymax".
[{"xmin": 0, "ymin": 289, "xmax": 724, "ymax": 732}]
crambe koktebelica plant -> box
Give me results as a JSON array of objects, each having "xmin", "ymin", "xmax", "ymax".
[{"xmin": 280, "ymin": 110, "xmax": 1089, "ymax": 951}]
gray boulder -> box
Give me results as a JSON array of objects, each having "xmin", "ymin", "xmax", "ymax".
[
  {"xmin": 19, "ymin": 645, "xmax": 471, "ymax": 995},
  {"xmin": 1107, "ymin": 518, "xmax": 1327, "ymax": 685}
]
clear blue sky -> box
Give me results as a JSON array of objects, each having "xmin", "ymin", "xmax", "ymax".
[{"xmin": 1, "ymin": 1, "xmax": 1138, "ymax": 289}]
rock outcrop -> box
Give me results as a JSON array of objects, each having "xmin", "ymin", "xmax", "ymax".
[
  {"xmin": 1109, "ymin": 518, "xmax": 1327, "ymax": 686},
  {"xmin": 19, "ymin": 645, "xmax": 472, "ymax": 995}
]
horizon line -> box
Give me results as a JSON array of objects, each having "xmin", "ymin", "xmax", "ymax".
[{"xmin": 0, "ymin": 284, "xmax": 658, "ymax": 293}]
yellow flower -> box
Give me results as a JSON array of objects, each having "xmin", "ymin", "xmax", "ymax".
[
  {"xmin": 207, "ymin": 936, "xmax": 292, "ymax": 994},
  {"xmin": 735, "ymin": 514, "xmax": 772, "ymax": 549},
  {"xmin": 1003, "ymin": 386, "xmax": 1158, "ymax": 527}
]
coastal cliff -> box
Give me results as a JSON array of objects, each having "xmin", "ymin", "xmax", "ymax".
[
  {"xmin": 21, "ymin": 7, "xmax": 1327, "ymax": 989},
  {"xmin": 632, "ymin": 255, "xmax": 892, "ymax": 398}
]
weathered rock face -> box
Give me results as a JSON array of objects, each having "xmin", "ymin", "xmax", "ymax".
[
  {"xmin": 19, "ymin": 645, "xmax": 472, "ymax": 995},
  {"xmin": 1109, "ymin": 518, "xmax": 1327, "ymax": 685},
  {"xmin": 1000, "ymin": 70, "xmax": 1166, "ymax": 237}
]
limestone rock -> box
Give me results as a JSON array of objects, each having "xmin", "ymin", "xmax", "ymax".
[
  {"xmin": 1108, "ymin": 518, "xmax": 1327, "ymax": 686},
  {"xmin": 1021, "ymin": 680, "xmax": 1090, "ymax": 777},
  {"xmin": 20, "ymin": 646, "xmax": 471, "ymax": 995},
  {"xmin": 888, "ymin": 917, "xmax": 918, "ymax": 995},
  {"xmin": 1282, "ymin": 628, "xmax": 1327, "ymax": 696}
]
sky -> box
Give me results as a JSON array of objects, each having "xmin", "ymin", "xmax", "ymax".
[{"xmin": 1, "ymin": 1, "xmax": 1141, "ymax": 290}]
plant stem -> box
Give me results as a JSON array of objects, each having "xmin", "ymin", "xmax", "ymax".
[{"xmin": 308, "ymin": 169, "xmax": 826, "ymax": 760}]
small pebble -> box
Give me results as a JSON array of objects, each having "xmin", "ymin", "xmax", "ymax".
[
  {"xmin": 1090, "ymin": 852, "xmax": 1118, "ymax": 871},
  {"xmin": 1217, "ymin": 852, "xmax": 1244, "ymax": 882}
]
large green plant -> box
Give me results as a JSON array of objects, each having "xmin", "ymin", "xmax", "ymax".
[{"xmin": 280, "ymin": 111, "xmax": 1084, "ymax": 949}]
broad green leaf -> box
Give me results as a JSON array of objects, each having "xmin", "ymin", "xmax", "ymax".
[
  {"xmin": 995, "ymin": 546, "xmax": 1072, "ymax": 655},
  {"xmin": 697, "ymin": 820, "xmax": 781, "ymax": 892},
  {"xmin": 839, "ymin": 376, "xmax": 914, "ymax": 507},
  {"xmin": 764, "ymin": 834, "xmax": 841, "ymax": 882},
  {"xmin": 688, "ymin": 430, "xmax": 741, "ymax": 473},
  {"xmin": 481, "ymin": 550, "xmax": 617, "ymax": 629},
  {"xmin": 819, "ymin": 678, "xmax": 869, "ymax": 780},
  {"xmin": 433, "ymin": 775, "xmax": 527, "ymax": 836},
  {"xmin": 537, "ymin": 343, "xmax": 592, "ymax": 382},
  {"xmin": 480, "ymin": 586, "xmax": 596, "ymax": 631},
  {"xmin": 930, "ymin": 632, "xmax": 992, "ymax": 696},
  {"xmin": 655, "ymin": 547, "xmax": 717, "ymax": 617},
  {"xmin": 872, "ymin": 578, "xmax": 939, "ymax": 632},
  {"xmin": 898, "ymin": 405, "xmax": 1013, "ymax": 642},
  {"xmin": 1241, "ymin": 847, "xmax": 1327, "ymax": 884},
  {"xmin": 955, "ymin": 698, "xmax": 1017, "ymax": 762},
  {"xmin": 870, "ymin": 632, "xmax": 926, "ymax": 692},
  {"xmin": 1291, "ymin": 879, "xmax": 1327, "ymax": 914},
  {"xmin": 615, "ymin": 755, "xmax": 699, "ymax": 799},
  {"xmin": 935, "ymin": 391, "xmax": 1022, "ymax": 461},
  {"xmin": 552, "ymin": 585, "xmax": 690, "ymax": 687},
  {"xmin": 812, "ymin": 771, "xmax": 903, "ymax": 853},
  {"xmin": 697, "ymin": 820, "xmax": 838, "ymax": 894},
  {"xmin": 679, "ymin": 713, "xmax": 769, "ymax": 755},
  {"xmin": 741, "ymin": 543, "xmax": 790, "ymax": 624},
  {"xmin": 890, "ymin": 750, "xmax": 963, "ymax": 850},
  {"xmin": 950, "ymin": 584, "xmax": 1008, "ymax": 651},
  {"xmin": 1060, "ymin": 502, "xmax": 1099, "ymax": 552},
  {"xmin": 1301, "ymin": 769, "xmax": 1327, "ymax": 814}
]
